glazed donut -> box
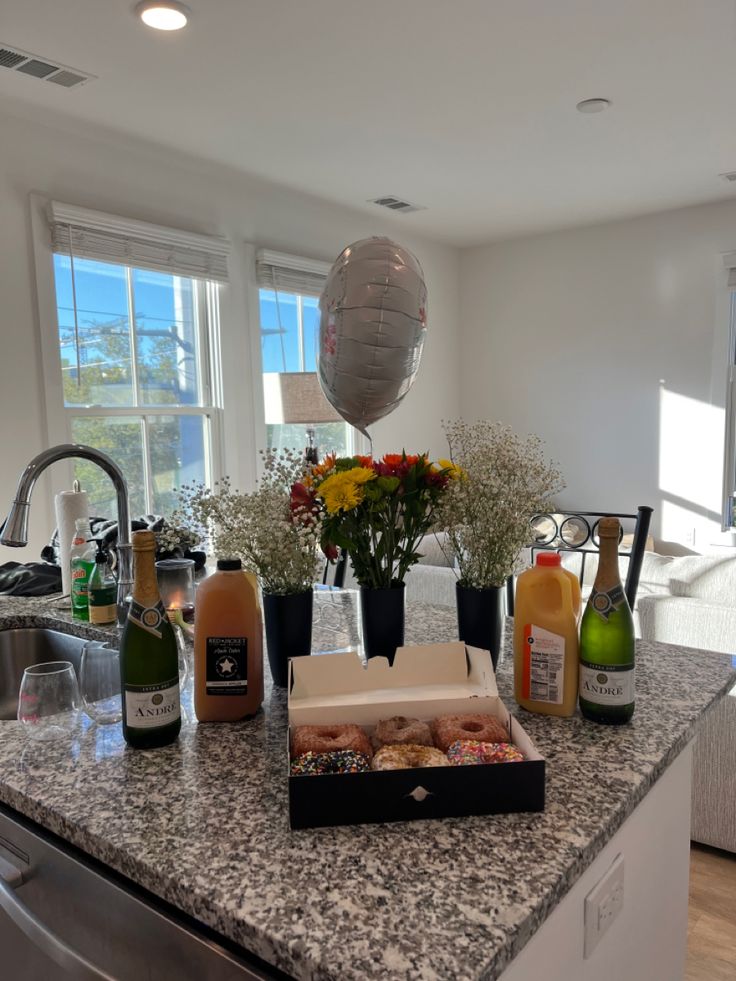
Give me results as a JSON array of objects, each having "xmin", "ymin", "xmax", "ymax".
[
  {"xmin": 372, "ymin": 744, "xmax": 449, "ymax": 771},
  {"xmin": 372, "ymin": 715, "xmax": 433, "ymax": 750},
  {"xmin": 431, "ymin": 713, "xmax": 508, "ymax": 752},
  {"xmin": 291, "ymin": 724, "xmax": 372, "ymax": 760},
  {"xmin": 290, "ymin": 750, "xmax": 370, "ymax": 776},
  {"xmin": 446, "ymin": 740, "xmax": 524, "ymax": 766}
]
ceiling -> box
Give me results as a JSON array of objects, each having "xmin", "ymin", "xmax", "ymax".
[{"xmin": 3, "ymin": 0, "xmax": 736, "ymax": 247}]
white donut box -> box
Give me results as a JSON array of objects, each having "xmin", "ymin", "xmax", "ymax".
[{"xmin": 287, "ymin": 642, "xmax": 546, "ymax": 829}]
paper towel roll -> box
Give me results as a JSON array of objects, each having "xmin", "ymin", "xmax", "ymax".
[{"xmin": 55, "ymin": 489, "xmax": 89, "ymax": 598}]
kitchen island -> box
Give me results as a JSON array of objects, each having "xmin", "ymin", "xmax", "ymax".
[{"xmin": 0, "ymin": 594, "xmax": 733, "ymax": 981}]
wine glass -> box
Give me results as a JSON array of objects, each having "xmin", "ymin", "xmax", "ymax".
[
  {"xmin": 18, "ymin": 661, "xmax": 81, "ymax": 740},
  {"xmin": 79, "ymin": 641, "xmax": 122, "ymax": 725}
]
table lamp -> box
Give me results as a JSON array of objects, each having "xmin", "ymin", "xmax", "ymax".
[{"xmin": 263, "ymin": 371, "xmax": 342, "ymax": 463}]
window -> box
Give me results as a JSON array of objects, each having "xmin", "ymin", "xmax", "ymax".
[
  {"xmin": 42, "ymin": 201, "xmax": 228, "ymax": 520},
  {"xmin": 256, "ymin": 250, "xmax": 356, "ymax": 458}
]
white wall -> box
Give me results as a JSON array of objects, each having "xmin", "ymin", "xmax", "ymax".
[
  {"xmin": 0, "ymin": 102, "xmax": 460, "ymax": 560},
  {"xmin": 459, "ymin": 200, "xmax": 736, "ymax": 551}
]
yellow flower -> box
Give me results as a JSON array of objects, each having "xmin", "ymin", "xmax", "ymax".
[
  {"xmin": 319, "ymin": 473, "xmax": 362, "ymax": 514},
  {"xmin": 343, "ymin": 466, "xmax": 377, "ymax": 486},
  {"xmin": 437, "ymin": 458, "xmax": 466, "ymax": 480}
]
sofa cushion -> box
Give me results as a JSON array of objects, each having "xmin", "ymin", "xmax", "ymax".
[
  {"xmin": 417, "ymin": 532, "xmax": 455, "ymax": 568},
  {"xmin": 638, "ymin": 553, "xmax": 736, "ymax": 606},
  {"xmin": 637, "ymin": 552, "xmax": 681, "ymax": 598},
  {"xmin": 638, "ymin": 594, "xmax": 736, "ymax": 655}
]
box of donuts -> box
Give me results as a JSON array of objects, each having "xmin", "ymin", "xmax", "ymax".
[{"xmin": 287, "ymin": 641, "xmax": 545, "ymax": 829}]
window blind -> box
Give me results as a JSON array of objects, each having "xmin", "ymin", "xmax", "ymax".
[
  {"xmin": 255, "ymin": 248, "xmax": 331, "ymax": 297},
  {"xmin": 48, "ymin": 201, "xmax": 230, "ymax": 283}
]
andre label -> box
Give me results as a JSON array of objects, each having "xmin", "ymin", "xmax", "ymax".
[
  {"xmin": 125, "ymin": 678, "xmax": 180, "ymax": 729},
  {"xmin": 579, "ymin": 664, "xmax": 635, "ymax": 705}
]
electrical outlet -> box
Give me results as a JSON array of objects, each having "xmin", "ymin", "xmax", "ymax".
[{"xmin": 584, "ymin": 853, "xmax": 624, "ymax": 958}]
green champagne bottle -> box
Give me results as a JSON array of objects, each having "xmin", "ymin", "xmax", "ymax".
[
  {"xmin": 579, "ymin": 517, "xmax": 635, "ymax": 725},
  {"xmin": 120, "ymin": 530, "xmax": 181, "ymax": 749}
]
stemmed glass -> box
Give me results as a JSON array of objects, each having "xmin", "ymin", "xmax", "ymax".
[
  {"xmin": 79, "ymin": 641, "xmax": 122, "ymax": 725},
  {"xmin": 18, "ymin": 661, "xmax": 81, "ymax": 740}
]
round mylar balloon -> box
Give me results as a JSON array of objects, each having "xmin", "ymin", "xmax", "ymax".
[{"xmin": 318, "ymin": 237, "xmax": 427, "ymax": 438}]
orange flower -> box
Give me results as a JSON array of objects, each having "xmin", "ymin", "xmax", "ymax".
[
  {"xmin": 312, "ymin": 453, "xmax": 336, "ymax": 480},
  {"xmin": 355, "ymin": 455, "xmax": 374, "ymax": 468},
  {"xmin": 381, "ymin": 453, "xmax": 419, "ymax": 468}
]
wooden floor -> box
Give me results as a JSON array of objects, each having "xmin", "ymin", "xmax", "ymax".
[{"xmin": 686, "ymin": 844, "xmax": 736, "ymax": 981}]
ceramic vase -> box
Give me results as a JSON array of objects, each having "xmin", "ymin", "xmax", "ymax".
[{"xmin": 262, "ymin": 589, "xmax": 313, "ymax": 687}]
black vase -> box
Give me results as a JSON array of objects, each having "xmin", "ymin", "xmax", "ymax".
[
  {"xmin": 262, "ymin": 589, "xmax": 313, "ymax": 688},
  {"xmin": 359, "ymin": 583, "xmax": 406, "ymax": 664},
  {"xmin": 456, "ymin": 583, "xmax": 504, "ymax": 668}
]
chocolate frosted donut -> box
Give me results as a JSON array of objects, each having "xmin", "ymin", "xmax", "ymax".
[
  {"xmin": 431, "ymin": 713, "xmax": 508, "ymax": 752},
  {"xmin": 291, "ymin": 724, "xmax": 372, "ymax": 760},
  {"xmin": 372, "ymin": 715, "xmax": 433, "ymax": 750},
  {"xmin": 372, "ymin": 744, "xmax": 449, "ymax": 771},
  {"xmin": 291, "ymin": 750, "xmax": 371, "ymax": 776}
]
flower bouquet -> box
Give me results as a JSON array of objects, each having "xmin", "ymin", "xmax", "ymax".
[
  {"xmin": 172, "ymin": 448, "xmax": 323, "ymax": 685},
  {"xmin": 439, "ymin": 419, "xmax": 564, "ymax": 664},
  {"xmin": 175, "ymin": 448, "xmax": 322, "ymax": 595},
  {"xmin": 298, "ymin": 452, "xmax": 459, "ymax": 660}
]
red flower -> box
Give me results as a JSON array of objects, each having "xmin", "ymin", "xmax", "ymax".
[
  {"xmin": 322, "ymin": 542, "xmax": 339, "ymax": 562},
  {"xmin": 424, "ymin": 470, "xmax": 449, "ymax": 489},
  {"xmin": 290, "ymin": 482, "xmax": 320, "ymax": 528}
]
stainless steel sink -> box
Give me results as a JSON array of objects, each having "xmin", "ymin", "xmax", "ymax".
[{"xmin": 0, "ymin": 629, "xmax": 87, "ymax": 720}]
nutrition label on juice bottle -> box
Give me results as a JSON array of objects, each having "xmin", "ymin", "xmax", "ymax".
[{"xmin": 522, "ymin": 623, "xmax": 565, "ymax": 705}]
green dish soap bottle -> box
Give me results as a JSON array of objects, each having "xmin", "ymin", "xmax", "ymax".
[{"xmin": 70, "ymin": 518, "xmax": 95, "ymax": 621}]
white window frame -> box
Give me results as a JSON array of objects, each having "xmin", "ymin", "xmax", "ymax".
[{"xmin": 30, "ymin": 193, "xmax": 225, "ymax": 517}]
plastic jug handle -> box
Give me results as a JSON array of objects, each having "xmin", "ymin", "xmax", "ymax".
[{"xmin": 554, "ymin": 568, "xmax": 575, "ymax": 613}]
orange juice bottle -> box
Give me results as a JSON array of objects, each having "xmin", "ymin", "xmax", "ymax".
[
  {"xmin": 194, "ymin": 559, "xmax": 263, "ymax": 721},
  {"xmin": 513, "ymin": 553, "xmax": 581, "ymax": 717}
]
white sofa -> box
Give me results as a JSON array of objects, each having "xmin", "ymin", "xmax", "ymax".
[
  {"xmin": 635, "ymin": 552, "xmax": 736, "ymax": 854},
  {"xmin": 346, "ymin": 543, "xmax": 736, "ymax": 852}
]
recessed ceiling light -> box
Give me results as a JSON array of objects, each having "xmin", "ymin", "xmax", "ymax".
[
  {"xmin": 576, "ymin": 98, "xmax": 611, "ymax": 114},
  {"xmin": 136, "ymin": 2, "xmax": 190, "ymax": 31}
]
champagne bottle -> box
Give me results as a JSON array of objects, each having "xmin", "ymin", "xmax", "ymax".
[
  {"xmin": 579, "ymin": 517, "xmax": 635, "ymax": 724},
  {"xmin": 120, "ymin": 530, "xmax": 181, "ymax": 749}
]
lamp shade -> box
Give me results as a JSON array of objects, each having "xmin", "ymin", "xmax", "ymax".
[{"xmin": 263, "ymin": 372, "xmax": 343, "ymax": 425}]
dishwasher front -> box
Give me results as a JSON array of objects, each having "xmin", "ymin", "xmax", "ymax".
[{"xmin": 0, "ymin": 804, "xmax": 286, "ymax": 980}]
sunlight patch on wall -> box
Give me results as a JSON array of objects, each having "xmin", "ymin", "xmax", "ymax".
[{"xmin": 659, "ymin": 386, "xmax": 723, "ymax": 546}]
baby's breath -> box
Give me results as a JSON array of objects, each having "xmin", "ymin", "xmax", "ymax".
[
  {"xmin": 172, "ymin": 448, "xmax": 321, "ymax": 594},
  {"xmin": 439, "ymin": 420, "xmax": 564, "ymax": 588}
]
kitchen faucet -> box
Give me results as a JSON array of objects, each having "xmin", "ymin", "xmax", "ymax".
[{"xmin": 1, "ymin": 443, "xmax": 133, "ymax": 623}]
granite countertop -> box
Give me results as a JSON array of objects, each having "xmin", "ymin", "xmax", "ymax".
[{"xmin": 0, "ymin": 593, "xmax": 733, "ymax": 981}]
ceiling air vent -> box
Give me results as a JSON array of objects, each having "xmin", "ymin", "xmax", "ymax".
[
  {"xmin": 369, "ymin": 196, "xmax": 425, "ymax": 215},
  {"xmin": 0, "ymin": 43, "xmax": 95, "ymax": 89}
]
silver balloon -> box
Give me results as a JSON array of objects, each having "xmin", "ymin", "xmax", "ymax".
[{"xmin": 318, "ymin": 237, "xmax": 427, "ymax": 438}]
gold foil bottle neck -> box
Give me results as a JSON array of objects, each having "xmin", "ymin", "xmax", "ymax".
[
  {"xmin": 132, "ymin": 530, "xmax": 157, "ymax": 553},
  {"xmin": 598, "ymin": 517, "xmax": 621, "ymax": 540}
]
